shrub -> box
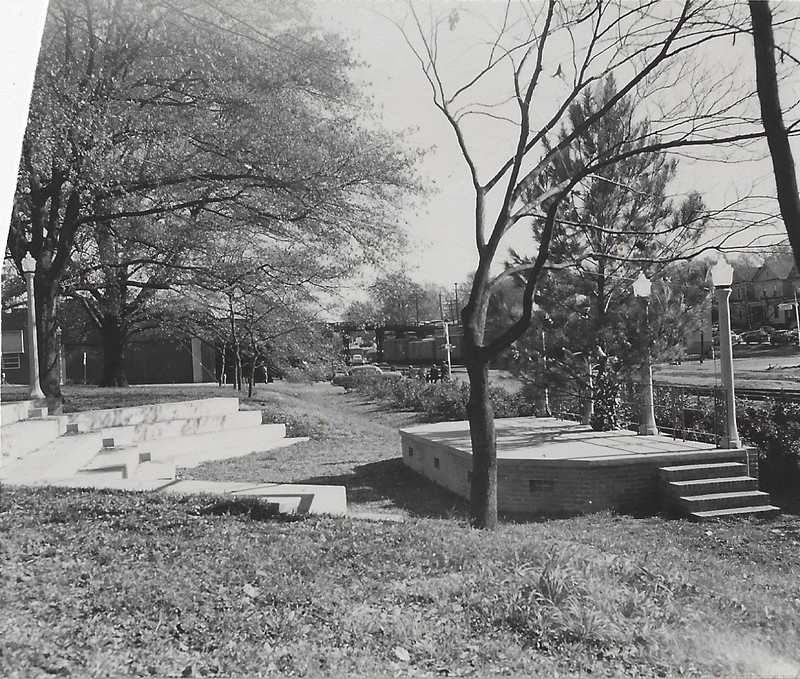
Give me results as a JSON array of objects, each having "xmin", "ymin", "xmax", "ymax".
[
  {"xmin": 737, "ymin": 399, "xmax": 800, "ymax": 493},
  {"xmin": 353, "ymin": 376, "xmax": 535, "ymax": 421}
]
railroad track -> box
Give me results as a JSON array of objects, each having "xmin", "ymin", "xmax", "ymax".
[
  {"xmin": 735, "ymin": 387, "xmax": 800, "ymax": 402},
  {"xmin": 655, "ymin": 382, "xmax": 800, "ymax": 402}
]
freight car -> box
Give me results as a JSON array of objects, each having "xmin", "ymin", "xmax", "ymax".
[{"xmin": 382, "ymin": 324, "xmax": 463, "ymax": 366}]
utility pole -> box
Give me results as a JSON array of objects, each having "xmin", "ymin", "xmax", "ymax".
[{"xmin": 454, "ymin": 283, "xmax": 460, "ymax": 324}]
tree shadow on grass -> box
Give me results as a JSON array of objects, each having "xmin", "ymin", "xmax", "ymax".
[{"xmin": 296, "ymin": 458, "xmax": 470, "ymax": 520}]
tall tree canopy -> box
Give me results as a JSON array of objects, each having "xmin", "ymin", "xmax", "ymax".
[
  {"xmin": 8, "ymin": 0, "xmax": 418, "ymax": 392},
  {"xmin": 343, "ymin": 271, "xmax": 446, "ymax": 326}
]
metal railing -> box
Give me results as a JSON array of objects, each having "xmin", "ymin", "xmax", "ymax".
[{"xmin": 548, "ymin": 382, "xmax": 727, "ymax": 447}]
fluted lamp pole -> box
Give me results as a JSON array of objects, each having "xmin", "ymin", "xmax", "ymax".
[
  {"xmin": 633, "ymin": 273, "xmax": 658, "ymax": 436},
  {"xmin": 21, "ymin": 253, "xmax": 45, "ymax": 399},
  {"xmin": 710, "ymin": 260, "xmax": 740, "ymax": 449}
]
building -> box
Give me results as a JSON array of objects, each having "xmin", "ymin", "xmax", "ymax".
[
  {"xmin": 729, "ymin": 255, "xmax": 800, "ymax": 330},
  {"xmin": 63, "ymin": 336, "xmax": 218, "ymax": 385},
  {"xmin": 1, "ymin": 309, "xmax": 34, "ymax": 385},
  {"xmin": 2, "ymin": 308, "xmax": 217, "ymax": 386}
]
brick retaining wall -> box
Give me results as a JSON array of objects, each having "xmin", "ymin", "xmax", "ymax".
[{"xmin": 400, "ymin": 430, "xmax": 758, "ymax": 516}]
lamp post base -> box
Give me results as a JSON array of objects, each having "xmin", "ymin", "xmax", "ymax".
[{"xmin": 639, "ymin": 424, "xmax": 659, "ymax": 436}]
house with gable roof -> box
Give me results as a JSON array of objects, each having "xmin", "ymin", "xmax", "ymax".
[{"xmin": 729, "ymin": 254, "xmax": 800, "ymax": 330}]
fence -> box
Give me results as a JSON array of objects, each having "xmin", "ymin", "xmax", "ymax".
[{"xmin": 548, "ymin": 382, "xmax": 728, "ymax": 447}]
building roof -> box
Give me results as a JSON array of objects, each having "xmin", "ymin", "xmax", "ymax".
[
  {"xmin": 762, "ymin": 254, "xmax": 798, "ymax": 281},
  {"xmin": 732, "ymin": 264, "xmax": 760, "ymax": 284}
]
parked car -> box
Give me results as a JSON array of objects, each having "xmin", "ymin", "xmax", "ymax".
[
  {"xmin": 741, "ymin": 329, "xmax": 768, "ymax": 344},
  {"xmin": 712, "ymin": 331, "xmax": 742, "ymax": 346},
  {"xmin": 760, "ymin": 326, "xmax": 775, "ymax": 336},
  {"xmin": 770, "ymin": 329, "xmax": 799, "ymax": 345},
  {"xmin": 331, "ymin": 364, "xmax": 403, "ymax": 389}
]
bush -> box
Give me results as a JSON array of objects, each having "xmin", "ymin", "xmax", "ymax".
[
  {"xmin": 737, "ymin": 399, "xmax": 800, "ymax": 493},
  {"xmin": 352, "ymin": 375, "xmax": 535, "ymax": 421}
]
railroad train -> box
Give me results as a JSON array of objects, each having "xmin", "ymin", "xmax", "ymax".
[{"xmin": 340, "ymin": 322, "xmax": 464, "ymax": 366}]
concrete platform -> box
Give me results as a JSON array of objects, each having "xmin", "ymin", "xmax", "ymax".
[
  {"xmin": 47, "ymin": 478, "xmax": 347, "ymax": 516},
  {"xmin": 400, "ymin": 417, "xmax": 759, "ymax": 516}
]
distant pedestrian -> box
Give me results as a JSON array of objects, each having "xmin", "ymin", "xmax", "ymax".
[
  {"xmin": 429, "ymin": 365, "xmax": 439, "ymax": 383},
  {"xmin": 439, "ymin": 363, "xmax": 449, "ymax": 381}
]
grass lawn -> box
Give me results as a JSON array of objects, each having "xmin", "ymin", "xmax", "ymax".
[{"xmin": 1, "ymin": 382, "xmax": 799, "ymax": 677}]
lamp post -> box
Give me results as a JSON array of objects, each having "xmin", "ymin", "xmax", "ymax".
[
  {"xmin": 21, "ymin": 253, "xmax": 45, "ymax": 399},
  {"xmin": 711, "ymin": 259, "xmax": 741, "ymax": 449},
  {"xmin": 633, "ymin": 272, "xmax": 658, "ymax": 436}
]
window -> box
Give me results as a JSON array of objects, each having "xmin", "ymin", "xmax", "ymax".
[
  {"xmin": 407, "ymin": 446, "xmax": 414, "ymax": 457},
  {"xmin": 2, "ymin": 354, "xmax": 20, "ymax": 370},
  {"xmin": 434, "ymin": 457, "xmax": 440, "ymax": 469}
]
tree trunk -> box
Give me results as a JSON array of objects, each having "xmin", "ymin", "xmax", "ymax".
[
  {"xmin": 99, "ymin": 317, "xmax": 130, "ymax": 387},
  {"xmin": 36, "ymin": 277, "xmax": 63, "ymax": 398},
  {"xmin": 750, "ymin": 0, "xmax": 800, "ymax": 272},
  {"xmin": 465, "ymin": 353, "xmax": 498, "ymax": 530},
  {"xmin": 219, "ymin": 340, "xmax": 227, "ymax": 386}
]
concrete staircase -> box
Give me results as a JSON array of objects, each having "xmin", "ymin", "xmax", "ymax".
[
  {"xmin": 659, "ymin": 461, "xmax": 780, "ymax": 520},
  {"xmin": 1, "ymin": 397, "xmax": 301, "ymax": 485}
]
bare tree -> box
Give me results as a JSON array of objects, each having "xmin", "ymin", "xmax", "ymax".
[{"xmin": 399, "ymin": 0, "xmax": 765, "ymax": 528}]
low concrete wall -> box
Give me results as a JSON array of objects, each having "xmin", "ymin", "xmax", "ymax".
[{"xmin": 400, "ymin": 430, "xmax": 758, "ymax": 516}]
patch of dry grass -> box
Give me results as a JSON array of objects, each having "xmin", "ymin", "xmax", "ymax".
[{"xmin": 1, "ymin": 487, "xmax": 798, "ymax": 678}]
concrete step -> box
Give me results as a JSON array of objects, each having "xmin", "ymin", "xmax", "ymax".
[
  {"xmin": 659, "ymin": 462, "xmax": 747, "ymax": 482},
  {"xmin": 65, "ymin": 397, "xmax": 242, "ymax": 430},
  {"xmin": 78, "ymin": 447, "xmax": 143, "ymax": 479},
  {"xmin": 44, "ymin": 478, "xmax": 348, "ymax": 517},
  {"xmin": 77, "ymin": 447, "xmax": 178, "ymax": 481},
  {"xmin": 162, "ymin": 481, "xmax": 348, "ymax": 516},
  {"xmin": 679, "ymin": 490, "xmax": 772, "ymax": 513},
  {"xmin": 168, "ymin": 435, "xmax": 306, "ymax": 469},
  {"xmin": 1, "ymin": 398, "xmax": 62, "ymax": 427},
  {"xmin": 668, "ymin": 476, "xmax": 758, "ymax": 496},
  {"xmin": 0, "ymin": 431, "xmax": 105, "ymax": 483},
  {"xmin": 141, "ymin": 423, "xmax": 289, "ymax": 467},
  {"xmin": 98, "ymin": 411, "xmax": 264, "ymax": 446},
  {"xmin": 1, "ymin": 418, "xmax": 66, "ymax": 462},
  {"xmin": 690, "ymin": 505, "xmax": 782, "ymax": 520},
  {"xmin": 131, "ymin": 458, "xmax": 177, "ymax": 481}
]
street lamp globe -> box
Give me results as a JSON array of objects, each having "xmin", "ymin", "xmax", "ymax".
[
  {"xmin": 21, "ymin": 252, "xmax": 36, "ymax": 274},
  {"xmin": 710, "ymin": 259, "xmax": 734, "ymax": 288},
  {"xmin": 633, "ymin": 272, "xmax": 652, "ymax": 298}
]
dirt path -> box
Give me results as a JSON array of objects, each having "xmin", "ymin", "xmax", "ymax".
[{"xmin": 182, "ymin": 382, "xmax": 469, "ymax": 518}]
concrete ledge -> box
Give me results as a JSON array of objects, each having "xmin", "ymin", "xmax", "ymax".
[
  {"xmin": 1, "ymin": 398, "xmax": 62, "ymax": 427},
  {"xmin": 1, "ymin": 418, "xmax": 66, "ymax": 461},
  {"xmin": 0, "ymin": 431, "xmax": 105, "ymax": 483},
  {"xmin": 40, "ymin": 478, "xmax": 347, "ymax": 517},
  {"xmin": 65, "ymin": 397, "xmax": 241, "ymax": 430},
  {"xmin": 96, "ymin": 411, "xmax": 265, "ymax": 444}
]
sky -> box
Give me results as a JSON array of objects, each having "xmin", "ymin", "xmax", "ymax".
[
  {"xmin": 1, "ymin": 1, "xmax": 796, "ymax": 300},
  {"xmin": 310, "ymin": 0, "xmax": 795, "ymax": 293}
]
